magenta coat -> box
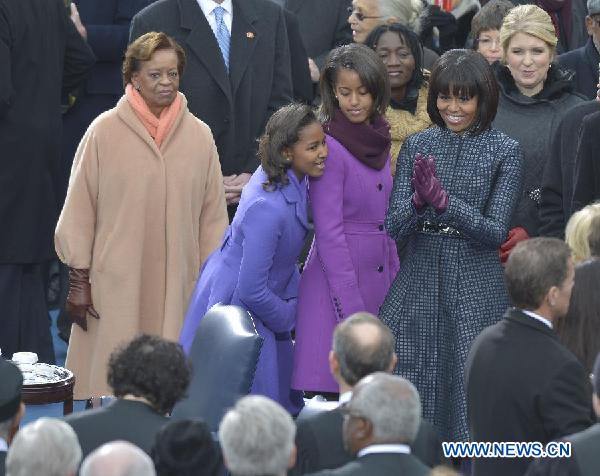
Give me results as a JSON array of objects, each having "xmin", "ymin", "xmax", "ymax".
[{"xmin": 292, "ymin": 134, "xmax": 400, "ymax": 392}]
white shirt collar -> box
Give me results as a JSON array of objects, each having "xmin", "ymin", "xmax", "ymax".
[
  {"xmin": 338, "ymin": 391, "xmax": 352, "ymax": 405},
  {"xmin": 357, "ymin": 444, "xmax": 411, "ymax": 458},
  {"xmin": 522, "ymin": 310, "xmax": 553, "ymax": 329},
  {"xmin": 0, "ymin": 437, "xmax": 8, "ymax": 452},
  {"xmin": 197, "ymin": 0, "xmax": 233, "ymax": 17}
]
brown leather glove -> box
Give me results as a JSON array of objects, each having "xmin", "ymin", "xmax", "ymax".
[{"xmin": 66, "ymin": 268, "xmax": 99, "ymax": 331}]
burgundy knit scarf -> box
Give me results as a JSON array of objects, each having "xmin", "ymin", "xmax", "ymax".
[{"xmin": 325, "ymin": 109, "xmax": 391, "ymax": 171}]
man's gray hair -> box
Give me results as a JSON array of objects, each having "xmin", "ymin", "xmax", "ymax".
[
  {"xmin": 378, "ymin": 0, "xmax": 423, "ymax": 33},
  {"xmin": 6, "ymin": 417, "xmax": 82, "ymax": 476},
  {"xmin": 351, "ymin": 373, "xmax": 421, "ymax": 444},
  {"xmin": 219, "ymin": 395, "xmax": 295, "ymax": 476},
  {"xmin": 80, "ymin": 441, "xmax": 156, "ymax": 476}
]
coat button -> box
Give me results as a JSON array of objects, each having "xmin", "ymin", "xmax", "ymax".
[
  {"xmin": 378, "ymin": 224, "xmax": 384, "ymax": 231},
  {"xmin": 377, "ymin": 183, "xmax": 383, "ymax": 191},
  {"xmin": 377, "ymin": 265, "xmax": 383, "ymax": 272}
]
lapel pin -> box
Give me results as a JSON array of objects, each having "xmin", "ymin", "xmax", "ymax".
[{"xmin": 246, "ymin": 32, "xmax": 255, "ymax": 39}]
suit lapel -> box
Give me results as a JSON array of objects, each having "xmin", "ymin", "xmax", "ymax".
[
  {"xmin": 178, "ymin": 0, "xmax": 232, "ymax": 103},
  {"xmin": 229, "ymin": 0, "xmax": 258, "ymax": 98}
]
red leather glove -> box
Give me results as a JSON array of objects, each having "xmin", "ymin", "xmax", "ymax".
[
  {"xmin": 66, "ymin": 268, "xmax": 99, "ymax": 331},
  {"xmin": 413, "ymin": 156, "xmax": 448, "ymax": 213},
  {"xmin": 499, "ymin": 227, "xmax": 529, "ymax": 263}
]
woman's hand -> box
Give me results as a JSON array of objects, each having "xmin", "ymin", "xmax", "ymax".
[
  {"xmin": 413, "ymin": 156, "xmax": 448, "ymax": 213},
  {"xmin": 66, "ymin": 268, "xmax": 99, "ymax": 331}
]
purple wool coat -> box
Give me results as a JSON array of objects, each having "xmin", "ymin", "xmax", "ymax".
[
  {"xmin": 179, "ymin": 167, "xmax": 307, "ymax": 413},
  {"xmin": 292, "ymin": 134, "xmax": 400, "ymax": 392}
]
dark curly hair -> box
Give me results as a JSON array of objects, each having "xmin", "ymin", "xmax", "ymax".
[
  {"xmin": 107, "ymin": 334, "xmax": 191, "ymax": 415},
  {"xmin": 258, "ymin": 103, "xmax": 319, "ymax": 191},
  {"xmin": 152, "ymin": 419, "xmax": 221, "ymax": 476}
]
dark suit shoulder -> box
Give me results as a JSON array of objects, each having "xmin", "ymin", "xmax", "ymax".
[{"xmin": 308, "ymin": 453, "xmax": 430, "ymax": 476}]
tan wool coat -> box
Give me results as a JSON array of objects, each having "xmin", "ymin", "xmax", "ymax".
[
  {"xmin": 386, "ymin": 84, "xmax": 433, "ymax": 176},
  {"xmin": 56, "ymin": 94, "xmax": 228, "ymax": 398}
]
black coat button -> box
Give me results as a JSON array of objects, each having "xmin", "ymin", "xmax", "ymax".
[
  {"xmin": 377, "ymin": 265, "xmax": 383, "ymax": 272},
  {"xmin": 377, "ymin": 183, "xmax": 383, "ymax": 191},
  {"xmin": 378, "ymin": 224, "xmax": 384, "ymax": 231}
]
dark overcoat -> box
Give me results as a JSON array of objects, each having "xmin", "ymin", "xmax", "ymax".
[
  {"xmin": 379, "ymin": 126, "xmax": 523, "ymax": 442},
  {"xmin": 130, "ymin": 0, "xmax": 293, "ymax": 176},
  {"xmin": 466, "ymin": 308, "xmax": 593, "ymax": 476},
  {"xmin": 0, "ymin": 0, "xmax": 94, "ymax": 263}
]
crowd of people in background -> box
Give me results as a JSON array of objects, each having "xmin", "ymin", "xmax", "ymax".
[{"xmin": 2, "ymin": 0, "xmax": 600, "ymax": 474}]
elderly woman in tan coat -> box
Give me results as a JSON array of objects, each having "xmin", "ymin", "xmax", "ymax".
[{"xmin": 56, "ymin": 32, "xmax": 228, "ymax": 399}]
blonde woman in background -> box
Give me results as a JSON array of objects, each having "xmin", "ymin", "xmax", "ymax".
[
  {"xmin": 565, "ymin": 203, "xmax": 600, "ymax": 263},
  {"xmin": 492, "ymin": 5, "xmax": 584, "ymax": 263}
]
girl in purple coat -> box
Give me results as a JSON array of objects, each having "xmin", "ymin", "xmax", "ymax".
[
  {"xmin": 179, "ymin": 104, "xmax": 327, "ymax": 412},
  {"xmin": 292, "ymin": 44, "xmax": 400, "ymax": 393}
]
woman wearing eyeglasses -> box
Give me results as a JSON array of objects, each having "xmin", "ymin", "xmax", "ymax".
[{"xmin": 347, "ymin": 0, "xmax": 440, "ymax": 69}]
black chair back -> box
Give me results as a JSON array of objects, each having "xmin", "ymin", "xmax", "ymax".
[{"xmin": 172, "ymin": 304, "xmax": 263, "ymax": 431}]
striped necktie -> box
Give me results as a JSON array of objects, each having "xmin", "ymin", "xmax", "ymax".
[{"xmin": 213, "ymin": 6, "xmax": 230, "ymax": 71}]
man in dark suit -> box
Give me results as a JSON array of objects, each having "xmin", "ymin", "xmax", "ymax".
[
  {"xmin": 0, "ymin": 359, "xmax": 24, "ymax": 476},
  {"xmin": 291, "ymin": 312, "xmax": 445, "ymax": 475},
  {"xmin": 130, "ymin": 0, "xmax": 292, "ymax": 214},
  {"xmin": 0, "ymin": 0, "xmax": 95, "ymax": 364},
  {"xmin": 572, "ymin": 111, "xmax": 600, "ymax": 213},
  {"xmin": 466, "ymin": 238, "xmax": 594, "ymax": 476},
  {"xmin": 64, "ymin": 335, "xmax": 191, "ymax": 458},
  {"xmin": 284, "ymin": 0, "xmax": 352, "ymax": 81},
  {"xmin": 557, "ymin": 0, "xmax": 600, "ymax": 100},
  {"xmin": 526, "ymin": 352, "xmax": 600, "ymax": 476},
  {"xmin": 539, "ymin": 100, "xmax": 600, "ymax": 238},
  {"xmin": 306, "ymin": 373, "xmax": 430, "ymax": 476}
]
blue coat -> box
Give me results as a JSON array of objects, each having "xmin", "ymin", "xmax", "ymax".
[
  {"xmin": 179, "ymin": 167, "xmax": 307, "ymax": 413},
  {"xmin": 379, "ymin": 126, "xmax": 523, "ymax": 441}
]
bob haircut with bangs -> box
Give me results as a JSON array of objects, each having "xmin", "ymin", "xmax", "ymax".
[
  {"xmin": 319, "ymin": 43, "xmax": 390, "ymax": 123},
  {"xmin": 427, "ymin": 49, "xmax": 498, "ymax": 135}
]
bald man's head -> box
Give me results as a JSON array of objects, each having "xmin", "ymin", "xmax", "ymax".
[
  {"xmin": 331, "ymin": 312, "xmax": 396, "ymax": 386},
  {"xmin": 80, "ymin": 441, "xmax": 156, "ymax": 476}
]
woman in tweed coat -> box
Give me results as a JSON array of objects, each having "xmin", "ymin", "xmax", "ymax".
[{"xmin": 379, "ymin": 50, "xmax": 523, "ymax": 441}]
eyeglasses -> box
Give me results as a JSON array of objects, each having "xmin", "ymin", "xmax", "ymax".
[
  {"xmin": 592, "ymin": 16, "xmax": 600, "ymax": 28},
  {"xmin": 347, "ymin": 6, "xmax": 382, "ymax": 22}
]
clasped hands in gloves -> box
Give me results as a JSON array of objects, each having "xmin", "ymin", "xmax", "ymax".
[
  {"xmin": 66, "ymin": 268, "xmax": 99, "ymax": 331},
  {"xmin": 411, "ymin": 153, "xmax": 448, "ymax": 214}
]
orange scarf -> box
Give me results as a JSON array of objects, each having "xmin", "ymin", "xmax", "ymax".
[{"xmin": 125, "ymin": 83, "xmax": 182, "ymax": 148}]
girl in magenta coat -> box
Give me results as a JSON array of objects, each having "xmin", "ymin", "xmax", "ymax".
[{"xmin": 292, "ymin": 44, "xmax": 400, "ymax": 393}]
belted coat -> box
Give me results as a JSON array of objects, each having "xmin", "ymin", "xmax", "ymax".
[
  {"xmin": 292, "ymin": 134, "xmax": 400, "ymax": 393},
  {"xmin": 179, "ymin": 167, "xmax": 308, "ymax": 413},
  {"xmin": 379, "ymin": 126, "xmax": 523, "ymax": 442}
]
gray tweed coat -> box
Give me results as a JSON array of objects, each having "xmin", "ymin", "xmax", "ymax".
[{"xmin": 379, "ymin": 126, "xmax": 523, "ymax": 442}]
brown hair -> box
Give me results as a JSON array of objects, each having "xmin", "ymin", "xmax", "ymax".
[
  {"xmin": 471, "ymin": 0, "xmax": 514, "ymax": 45},
  {"xmin": 319, "ymin": 43, "xmax": 390, "ymax": 123},
  {"xmin": 505, "ymin": 238, "xmax": 571, "ymax": 310},
  {"xmin": 122, "ymin": 32, "xmax": 187, "ymax": 86},
  {"xmin": 555, "ymin": 259, "xmax": 600, "ymax": 374}
]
